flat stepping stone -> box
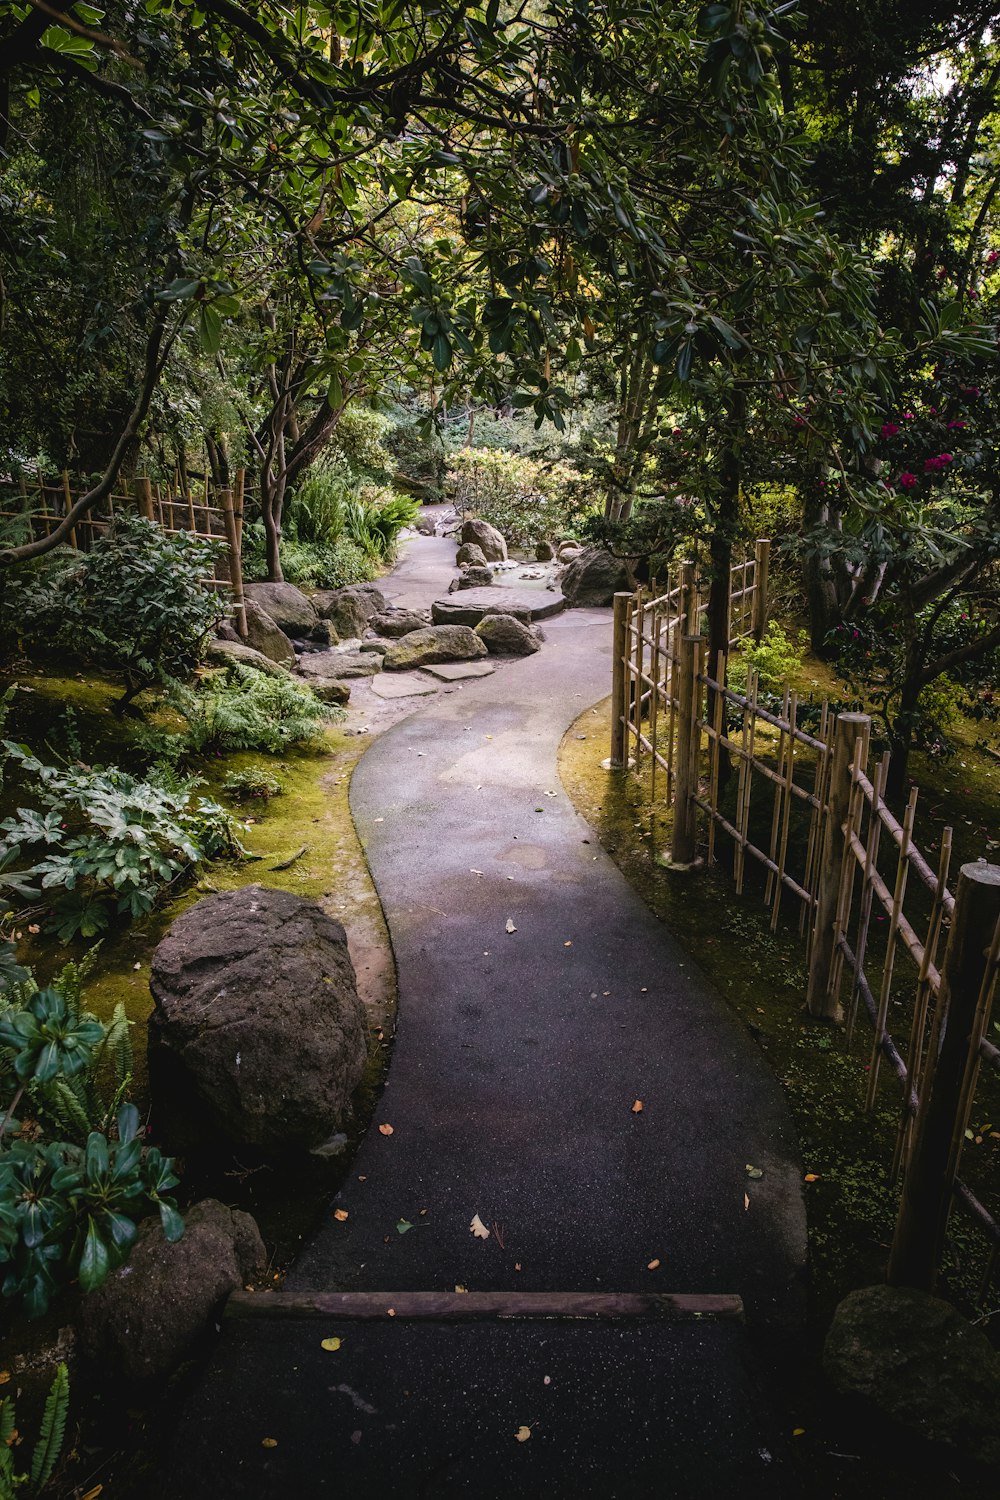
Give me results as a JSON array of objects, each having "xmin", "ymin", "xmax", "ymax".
[
  {"xmin": 431, "ymin": 587, "xmax": 567, "ymax": 626},
  {"xmin": 297, "ymin": 650, "xmax": 381, "ymax": 681},
  {"xmin": 370, "ymin": 674, "xmax": 440, "ymax": 699},
  {"xmin": 421, "ymin": 660, "xmax": 496, "ymax": 681}
]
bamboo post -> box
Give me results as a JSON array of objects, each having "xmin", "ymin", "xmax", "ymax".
[
  {"xmin": 220, "ymin": 488, "xmax": 248, "ymax": 640},
  {"xmin": 235, "ymin": 467, "xmax": 245, "ymax": 550},
  {"xmin": 137, "ymin": 476, "xmax": 155, "ymax": 522},
  {"xmin": 806, "ymin": 711, "xmax": 871, "ymax": 1020},
  {"xmin": 668, "ymin": 634, "xmax": 704, "ymax": 867},
  {"xmin": 887, "ymin": 862, "xmax": 1000, "ymax": 1289},
  {"xmin": 609, "ymin": 592, "xmax": 631, "ymax": 768},
  {"xmin": 61, "ymin": 470, "xmax": 78, "ymax": 550},
  {"xmin": 679, "ymin": 561, "xmax": 697, "ymax": 632},
  {"xmin": 752, "ymin": 539, "xmax": 771, "ymax": 642}
]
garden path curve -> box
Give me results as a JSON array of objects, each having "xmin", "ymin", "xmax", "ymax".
[{"xmin": 160, "ymin": 528, "xmax": 807, "ymax": 1498}]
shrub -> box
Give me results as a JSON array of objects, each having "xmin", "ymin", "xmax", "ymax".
[
  {"xmin": 0, "ymin": 1361, "xmax": 70, "ymax": 1492},
  {"xmin": 342, "ymin": 488, "xmax": 419, "ymax": 560},
  {"xmin": 729, "ymin": 621, "xmax": 807, "ymax": 694},
  {"xmin": 222, "ymin": 765, "xmax": 284, "ymax": 801},
  {"xmin": 242, "ymin": 526, "xmax": 378, "ymax": 590},
  {"xmin": 173, "ymin": 662, "xmax": 339, "ymax": 754},
  {"xmin": 0, "ymin": 953, "xmax": 182, "ymax": 1319},
  {"xmin": 448, "ymin": 447, "xmax": 586, "ymax": 547},
  {"xmin": 0, "ymin": 742, "xmax": 243, "ymax": 939},
  {"xmin": 6, "ymin": 516, "xmax": 225, "ymax": 709}
]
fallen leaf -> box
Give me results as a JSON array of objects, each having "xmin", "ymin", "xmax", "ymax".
[
  {"xmin": 804, "ymin": 1173, "xmax": 819, "ymax": 1183},
  {"xmin": 81, "ymin": 1487, "xmax": 104, "ymax": 1500},
  {"xmin": 631, "ymin": 1100, "xmax": 644, "ymax": 1113},
  {"xmin": 744, "ymin": 1192, "xmax": 750, "ymax": 1212},
  {"xmin": 320, "ymin": 1337, "xmax": 342, "ymax": 1352},
  {"xmin": 261, "ymin": 1438, "xmax": 278, "ymax": 1448},
  {"xmin": 792, "ymin": 1428, "xmax": 806, "ymax": 1437},
  {"xmin": 563, "ymin": 940, "xmax": 572, "ymax": 947},
  {"xmin": 333, "ymin": 1208, "xmax": 349, "ymax": 1221},
  {"xmin": 515, "ymin": 1425, "xmax": 532, "ymax": 1442},
  {"xmin": 455, "ymin": 1284, "xmax": 468, "ymax": 1293},
  {"xmin": 514, "ymin": 1262, "xmax": 522, "ymax": 1272},
  {"xmin": 470, "ymin": 1213, "xmax": 491, "ymax": 1239},
  {"xmin": 387, "ymin": 1308, "xmax": 396, "ymax": 1317},
  {"xmin": 470, "ymin": 868, "xmax": 484, "ymax": 876},
  {"xmin": 505, "ymin": 918, "xmax": 517, "ymax": 933},
  {"xmin": 647, "ymin": 1258, "xmax": 660, "ymax": 1270},
  {"xmin": 378, "ymin": 1123, "xmax": 394, "ymax": 1136},
  {"xmin": 396, "ymin": 1219, "xmax": 413, "ymax": 1234},
  {"xmin": 351, "ymin": 1430, "xmax": 362, "ymax": 1445},
  {"xmin": 745, "ymin": 1165, "xmax": 763, "ymax": 1180},
  {"xmin": 0, "ymin": 1373, "xmax": 9, "ymax": 1386}
]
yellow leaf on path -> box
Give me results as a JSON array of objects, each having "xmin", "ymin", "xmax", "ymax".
[
  {"xmin": 631, "ymin": 1100, "xmax": 644, "ymax": 1113},
  {"xmin": 515, "ymin": 1426, "xmax": 532, "ymax": 1443},
  {"xmin": 647, "ymin": 1259, "xmax": 660, "ymax": 1270},
  {"xmin": 321, "ymin": 1337, "xmax": 343, "ymax": 1352},
  {"xmin": 470, "ymin": 1213, "xmax": 491, "ymax": 1239},
  {"xmin": 804, "ymin": 1173, "xmax": 819, "ymax": 1183},
  {"xmin": 81, "ymin": 1487, "xmax": 104, "ymax": 1500},
  {"xmin": 792, "ymin": 1428, "xmax": 806, "ymax": 1437},
  {"xmin": 333, "ymin": 1208, "xmax": 349, "ymax": 1221},
  {"xmin": 455, "ymin": 1285, "xmax": 468, "ymax": 1293},
  {"xmin": 261, "ymin": 1438, "xmax": 278, "ymax": 1448},
  {"xmin": 378, "ymin": 1123, "xmax": 394, "ymax": 1136}
]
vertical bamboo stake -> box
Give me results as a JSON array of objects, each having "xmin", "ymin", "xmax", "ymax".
[
  {"xmin": 752, "ymin": 539, "xmax": 771, "ymax": 642},
  {"xmin": 679, "ymin": 561, "xmax": 697, "ymax": 632},
  {"xmin": 707, "ymin": 649, "xmax": 726, "ymax": 868},
  {"xmin": 235, "ymin": 467, "xmax": 246, "ymax": 550},
  {"xmin": 649, "ymin": 609, "xmax": 661, "ymax": 805},
  {"xmin": 732, "ymin": 670, "xmax": 753, "ymax": 894},
  {"xmin": 669, "ymin": 634, "xmax": 704, "ymax": 867},
  {"xmin": 806, "ymin": 712, "xmax": 870, "ymax": 1020},
  {"xmin": 888, "ymin": 863, "xmax": 1000, "ymax": 1289},
  {"xmin": 765, "ymin": 687, "xmax": 790, "ymax": 906},
  {"xmin": 770, "ymin": 691, "xmax": 797, "ymax": 931},
  {"xmin": 220, "ymin": 488, "xmax": 248, "ymax": 640},
  {"xmin": 865, "ymin": 786, "xmax": 918, "ymax": 1108},
  {"xmin": 846, "ymin": 754, "xmax": 889, "ymax": 1047},
  {"xmin": 802, "ymin": 702, "xmax": 832, "ymax": 939},
  {"xmin": 633, "ymin": 590, "xmax": 645, "ymax": 768},
  {"xmin": 665, "ymin": 620, "xmax": 680, "ymax": 807},
  {"xmin": 829, "ymin": 739, "xmax": 867, "ymax": 1001},
  {"xmin": 136, "ymin": 476, "xmax": 155, "ymax": 522},
  {"xmin": 61, "ymin": 470, "xmax": 78, "ymax": 550},
  {"xmin": 610, "ymin": 592, "xmax": 631, "ymax": 768}
]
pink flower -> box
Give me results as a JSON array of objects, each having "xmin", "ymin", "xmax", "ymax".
[
  {"xmin": 962, "ymin": 386, "xmax": 981, "ymax": 396},
  {"xmin": 898, "ymin": 471, "xmax": 917, "ymax": 490},
  {"xmin": 947, "ymin": 419, "xmax": 966, "ymax": 428},
  {"xmin": 880, "ymin": 422, "xmax": 900, "ymax": 438},
  {"xmin": 927, "ymin": 406, "xmax": 938, "ymax": 414},
  {"xmin": 902, "ymin": 411, "xmax": 915, "ymax": 420},
  {"xmin": 988, "ymin": 250, "xmax": 999, "ymax": 266},
  {"xmin": 792, "ymin": 415, "xmax": 806, "ymax": 426},
  {"xmin": 923, "ymin": 453, "xmax": 954, "ymax": 472}
]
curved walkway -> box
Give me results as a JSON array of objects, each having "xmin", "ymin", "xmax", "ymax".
[{"xmin": 160, "ymin": 534, "xmax": 807, "ymax": 1498}]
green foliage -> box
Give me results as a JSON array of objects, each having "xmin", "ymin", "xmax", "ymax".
[
  {"xmin": 7, "ymin": 517, "xmax": 224, "ymax": 701},
  {"xmin": 342, "ymin": 489, "xmax": 419, "ymax": 560},
  {"xmin": 0, "ymin": 963, "xmax": 182, "ymax": 1320},
  {"xmin": 243, "ymin": 526, "xmax": 377, "ymax": 591},
  {"xmin": 222, "ymin": 765, "xmax": 285, "ymax": 802},
  {"xmin": 448, "ymin": 447, "xmax": 587, "ymax": 547},
  {"xmin": 0, "ymin": 742, "xmax": 243, "ymax": 939},
  {"xmin": 0, "ymin": 1361, "xmax": 70, "ymax": 1498},
  {"xmin": 171, "ymin": 663, "xmax": 339, "ymax": 755},
  {"xmin": 729, "ymin": 622, "xmax": 808, "ymax": 694}
]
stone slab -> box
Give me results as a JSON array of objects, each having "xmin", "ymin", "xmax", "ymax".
[
  {"xmin": 370, "ymin": 674, "xmax": 440, "ymax": 699},
  {"xmin": 420, "ymin": 660, "xmax": 497, "ymax": 681},
  {"xmin": 431, "ymin": 587, "xmax": 567, "ymax": 626}
]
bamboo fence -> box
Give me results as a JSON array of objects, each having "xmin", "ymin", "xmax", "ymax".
[
  {"xmin": 0, "ymin": 466, "xmax": 248, "ymax": 637},
  {"xmin": 610, "ymin": 592, "xmax": 1000, "ymax": 1293}
]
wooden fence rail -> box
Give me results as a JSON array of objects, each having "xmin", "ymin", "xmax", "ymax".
[
  {"xmin": 611, "ymin": 603, "xmax": 1000, "ymax": 1294},
  {"xmin": 0, "ymin": 468, "xmax": 248, "ymax": 638}
]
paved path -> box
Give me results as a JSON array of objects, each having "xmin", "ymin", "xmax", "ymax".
[{"xmin": 160, "ymin": 531, "xmax": 807, "ymax": 1498}]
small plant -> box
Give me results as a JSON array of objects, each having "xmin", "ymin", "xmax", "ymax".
[
  {"xmin": 0, "ymin": 742, "xmax": 244, "ymax": 939},
  {"xmin": 729, "ymin": 621, "xmax": 807, "ymax": 694},
  {"xmin": 0, "ymin": 1361, "xmax": 70, "ymax": 1497},
  {"xmin": 173, "ymin": 662, "xmax": 339, "ymax": 754},
  {"xmin": 0, "ymin": 962, "xmax": 183, "ymax": 1319},
  {"xmin": 222, "ymin": 765, "xmax": 284, "ymax": 802}
]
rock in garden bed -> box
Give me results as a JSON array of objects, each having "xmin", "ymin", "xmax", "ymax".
[
  {"xmin": 78, "ymin": 1199, "xmax": 266, "ymax": 1384},
  {"xmin": 383, "ymin": 624, "xmax": 488, "ymax": 670},
  {"xmin": 242, "ymin": 599, "xmax": 297, "ymax": 667},
  {"xmin": 475, "ymin": 614, "xmax": 541, "ymax": 656},
  {"xmin": 244, "ymin": 581, "xmax": 319, "ymax": 636},
  {"xmin": 823, "ymin": 1284, "xmax": 1000, "ymax": 1468},
  {"xmin": 296, "ymin": 648, "xmax": 382, "ymax": 682},
  {"xmin": 149, "ymin": 886, "xmax": 368, "ymax": 1154},
  {"xmin": 560, "ymin": 546, "xmax": 631, "ymax": 606},
  {"xmin": 312, "ymin": 583, "xmax": 387, "ymax": 640},
  {"xmin": 205, "ymin": 639, "xmax": 292, "ymax": 677},
  {"xmin": 451, "ymin": 564, "xmax": 494, "ymax": 589},
  {"xmin": 460, "ymin": 517, "xmax": 508, "ymax": 562},
  {"xmin": 370, "ymin": 609, "xmax": 432, "ymax": 638},
  {"xmin": 456, "ymin": 541, "xmax": 488, "ymax": 567}
]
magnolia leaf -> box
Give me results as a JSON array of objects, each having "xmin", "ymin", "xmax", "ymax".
[
  {"xmin": 631, "ymin": 1100, "xmax": 644, "ymax": 1113},
  {"xmin": 396, "ymin": 1219, "xmax": 413, "ymax": 1235},
  {"xmin": 515, "ymin": 1425, "xmax": 531, "ymax": 1442},
  {"xmin": 320, "ymin": 1337, "xmax": 342, "ymax": 1352},
  {"xmin": 378, "ymin": 1123, "xmax": 394, "ymax": 1136},
  {"xmin": 470, "ymin": 1213, "xmax": 490, "ymax": 1239}
]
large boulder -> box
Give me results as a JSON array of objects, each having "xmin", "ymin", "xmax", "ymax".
[
  {"xmin": 475, "ymin": 614, "xmax": 541, "ymax": 657},
  {"xmin": 149, "ymin": 887, "xmax": 368, "ymax": 1153},
  {"xmin": 560, "ymin": 546, "xmax": 631, "ymax": 607},
  {"xmin": 823, "ymin": 1285, "xmax": 1000, "ymax": 1468},
  {"xmin": 383, "ymin": 624, "xmax": 488, "ymax": 671},
  {"xmin": 205, "ymin": 639, "xmax": 291, "ymax": 678},
  {"xmin": 242, "ymin": 599, "xmax": 297, "ymax": 667},
  {"xmin": 431, "ymin": 587, "xmax": 565, "ymax": 627},
  {"xmin": 535, "ymin": 540, "xmax": 556, "ymax": 562},
  {"xmin": 243, "ymin": 581, "xmax": 318, "ymax": 637},
  {"xmin": 557, "ymin": 540, "xmax": 584, "ymax": 562},
  {"xmin": 460, "ymin": 517, "xmax": 508, "ymax": 563},
  {"xmin": 456, "ymin": 542, "xmax": 488, "ymax": 568},
  {"xmin": 78, "ymin": 1199, "xmax": 266, "ymax": 1384},
  {"xmin": 452, "ymin": 565, "xmax": 494, "ymax": 590},
  {"xmin": 296, "ymin": 649, "xmax": 382, "ymax": 682},
  {"xmin": 313, "ymin": 584, "xmax": 387, "ymax": 640},
  {"xmin": 370, "ymin": 610, "xmax": 432, "ymax": 638}
]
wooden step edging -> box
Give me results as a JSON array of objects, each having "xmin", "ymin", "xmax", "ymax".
[{"xmin": 225, "ymin": 1290, "xmax": 744, "ymax": 1323}]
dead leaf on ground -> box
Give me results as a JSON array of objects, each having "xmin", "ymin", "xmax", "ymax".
[
  {"xmin": 333, "ymin": 1208, "xmax": 349, "ymax": 1221},
  {"xmin": 745, "ymin": 1165, "xmax": 763, "ymax": 1180},
  {"xmin": 378, "ymin": 1123, "xmax": 394, "ymax": 1136},
  {"xmin": 744, "ymin": 1192, "xmax": 751, "ymax": 1212},
  {"xmin": 261, "ymin": 1438, "xmax": 278, "ymax": 1449},
  {"xmin": 505, "ymin": 918, "xmax": 517, "ymax": 933},
  {"xmin": 455, "ymin": 1284, "xmax": 468, "ymax": 1293},
  {"xmin": 804, "ymin": 1173, "xmax": 820, "ymax": 1183},
  {"xmin": 320, "ymin": 1337, "xmax": 342, "ymax": 1352},
  {"xmin": 647, "ymin": 1258, "xmax": 661, "ymax": 1270},
  {"xmin": 631, "ymin": 1100, "xmax": 644, "ymax": 1113},
  {"xmin": 515, "ymin": 1425, "xmax": 532, "ymax": 1442},
  {"xmin": 470, "ymin": 1213, "xmax": 491, "ymax": 1239}
]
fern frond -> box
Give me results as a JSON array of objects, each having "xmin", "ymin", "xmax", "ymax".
[
  {"xmin": 0, "ymin": 1396, "xmax": 15, "ymax": 1446},
  {"xmin": 30, "ymin": 1361, "xmax": 69, "ymax": 1490},
  {"xmin": 41, "ymin": 1078, "xmax": 94, "ymax": 1142}
]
